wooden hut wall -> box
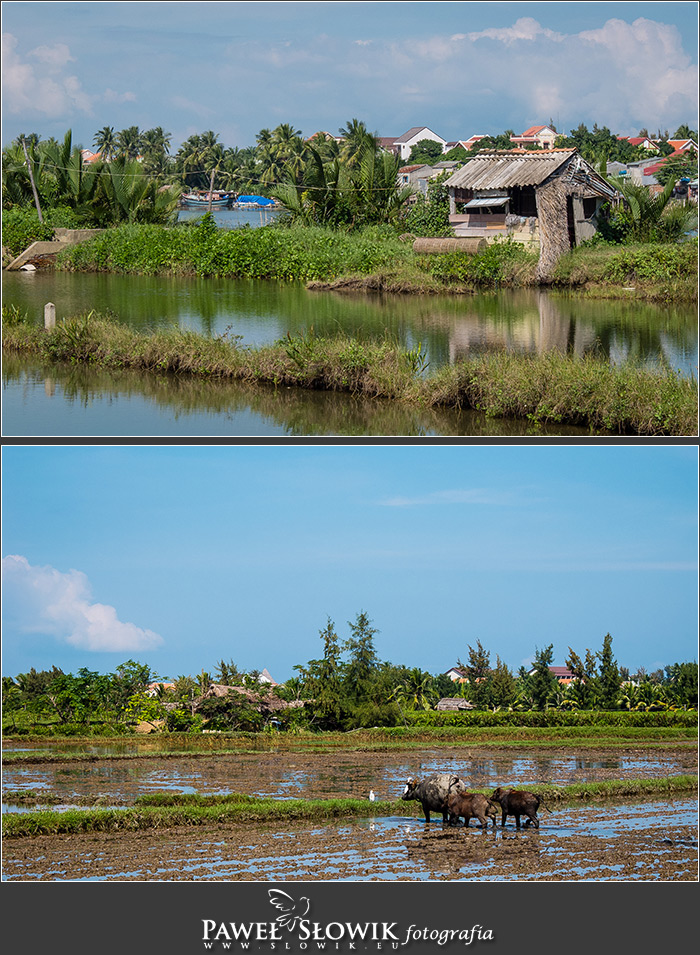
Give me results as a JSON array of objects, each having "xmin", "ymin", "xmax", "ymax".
[{"xmin": 535, "ymin": 176, "xmax": 571, "ymax": 282}]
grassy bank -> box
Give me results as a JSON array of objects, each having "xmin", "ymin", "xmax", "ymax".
[
  {"xmin": 51, "ymin": 220, "xmax": 697, "ymax": 301},
  {"xmin": 3, "ymin": 725, "xmax": 696, "ymax": 762},
  {"xmin": 3, "ymin": 309, "xmax": 696, "ymax": 435},
  {"xmin": 3, "ymin": 776, "xmax": 696, "ymax": 838}
]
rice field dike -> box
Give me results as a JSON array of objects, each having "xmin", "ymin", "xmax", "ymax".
[{"xmin": 3, "ymin": 777, "xmax": 697, "ymax": 838}]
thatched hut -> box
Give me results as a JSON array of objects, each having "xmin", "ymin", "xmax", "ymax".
[
  {"xmin": 443, "ymin": 149, "xmax": 619, "ymax": 280},
  {"xmin": 436, "ymin": 698, "xmax": 475, "ymax": 711}
]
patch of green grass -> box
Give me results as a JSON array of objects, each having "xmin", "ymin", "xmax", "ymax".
[{"xmin": 3, "ymin": 777, "xmax": 696, "ymax": 837}]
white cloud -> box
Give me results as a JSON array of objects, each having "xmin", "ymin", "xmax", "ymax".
[
  {"xmin": 28, "ymin": 42, "xmax": 75, "ymax": 70},
  {"xmin": 1, "ymin": 33, "xmax": 93, "ymax": 117},
  {"xmin": 2, "ymin": 555, "xmax": 163, "ymax": 653},
  {"xmin": 379, "ymin": 488, "xmax": 517, "ymax": 507},
  {"xmin": 462, "ymin": 17, "xmax": 564, "ymax": 46}
]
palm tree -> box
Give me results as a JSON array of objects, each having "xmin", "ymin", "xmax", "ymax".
[
  {"xmin": 141, "ymin": 127, "xmax": 173, "ymax": 178},
  {"xmin": 349, "ymin": 142, "xmax": 414, "ymax": 226},
  {"xmin": 93, "ymin": 126, "xmax": 117, "ymax": 161},
  {"xmin": 615, "ymin": 176, "xmax": 688, "ymax": 241},
  {"xmin": 338, "ymin": 118, "xmax": 378, "ymax": 168},
  {"xmin": 39, "ymin": 129, "xmax": 99, "ymax": 214},
  {"xmin": 116, "ymin": 126, "xmax": 143, "ymax": 161},
  {"xmin": 92, "ymin": 156, "xmax": 180, "ymax": 224},
  {"xmin": 175, "ymin": 131, "xmax": 223, "ymax": 190},
  {"xmin": 390, "ymin": 669, "xmax": 437, "ymax": 711}
]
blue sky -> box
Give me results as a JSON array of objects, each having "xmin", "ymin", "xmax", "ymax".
[
  {"xmin": 2, "ymin": 2, "xmax": 698, "ymax": 153},
  {"xmin": 2, "ymin": 445, "xmax": 697, "ymax": 683}
]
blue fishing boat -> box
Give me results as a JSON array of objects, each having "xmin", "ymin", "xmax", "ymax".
[{"xmin": 180, "ymin": 191, "xmax": 233, "ymax": 208}]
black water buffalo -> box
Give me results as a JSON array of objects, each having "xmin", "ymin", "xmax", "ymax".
[
  {"xmin": 490, "ymin": 787, "xmax": 552, "ymax": 829},
  {"xmin": 447, "ymin": 790, "xmax": 498, "ymax": 829},
  {"xmin": 401, "ymin": 773, "xmax": 465, "ymax": 823}
]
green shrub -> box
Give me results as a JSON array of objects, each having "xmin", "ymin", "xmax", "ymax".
[
  {"xmin": 403, "ymin": 709, "xmax": 697, "ymax": 728},
  {"xmin": 2, "ymin": 206, "xmax": 55, "ymax": 256},
  {"xmin": 1, "ymin": 205, "xmax": 85, "ymax": 257},
  {"xmin": 429, "ymin": 236, "xmax": 536, "ymax": 287}
]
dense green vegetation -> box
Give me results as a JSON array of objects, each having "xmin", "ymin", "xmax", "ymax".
[
  {"xmin": 3, "ymin": 776, "xmax": 696, "ymax": 838},
  {"xmin": 54, "ymin": 217, "xmax": 414, "ymax": 280},
  {"xmin": 3, "ymin": 619, "xmax": 696, "ymax": 739},
  {"xmin": 2, "ymin": 130, "xmax": 180, "ymax": 230},
  {"xmin": 3, "ymin": 305, "xmax": 697, "ymax": 435},
  {"xmin": 20, "ymin": 213, "xmax": 692, "ymax": 302}
]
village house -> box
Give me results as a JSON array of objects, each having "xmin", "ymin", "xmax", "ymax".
[
  {"xmin": 436, "ymin": 697, "xmax": 476, "ymax": 711},
  {"xmin": 398, "ymin": 160, "xmax": 461, "ymax": 199},
  {"xmin": 460, "ymin": 134, "xmax": 489, "ymax": 152},
  {"xmin": 617, "ymin": 136, "xmax": 659, "ymax": 151},
  {"xmin": 387, "ymin": 126, "xmax": 447, "ymax": 160},
  {"xmin": 527, "ymin": 665, "xmax": 577, "ymax": 686},
  {"xmin": 444, "ymin": 665, "xmax": 469, "ymax": 683},
  {"xmin": 80, "ymin": 149, "xmax": 102, "ymax": 164},
  {"xmin": 510, "ymin": 124, "xmax": 558, "ymax": 150},
  {"xmin": 667, "ymin": 138, "xmax": 698, "ymax": 154},
  {"xmin": 443, "ymin": 148, "xmax": 619, "ymax": 279}
]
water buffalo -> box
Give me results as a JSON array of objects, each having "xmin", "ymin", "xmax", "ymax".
[
  {"xmin": 401, "ymin": 773, "xmax": 465, "ymax": 823},
  {"xmin": 447, "ymin": 790, "xmax": 498, "ymax": 829},
  {"xmin": 490, "ymin": 787, "xmax": 552, "ymax": 829}
]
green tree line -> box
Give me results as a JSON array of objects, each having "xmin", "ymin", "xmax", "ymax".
[{"xmin": 3, "ymin": 616, "xmax": 697, "ymax": 736}]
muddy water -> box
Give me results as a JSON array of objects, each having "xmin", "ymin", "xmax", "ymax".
[
  {"xmin": 3, "ymin": 747, "xmax": 696, "ymax": 806},
  {"xmin": 2, "ymin": 800, "xmax": 697, "ymax": 881}
]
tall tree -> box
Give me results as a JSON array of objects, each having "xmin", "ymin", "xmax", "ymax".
[
  {"xmin": 338, "ymin": 118, "xmax": 378, "ymax": 168},
  {"xmin": 343, "ymin": 611, "xmax": 379, "ymax": 703},
  {"xmin": 530, "ymin": 644, "xmax": 558, "ymax": 710},
  {"xmin": 116, "ymin": 125, "xmax": 144, "ymax": 161},
  {"xmin": 597, "ymin": 633, "xmax": 621, "ymax": 709},
  {"xmin": 93, "ymin": 126, "xmax": 117, "ymax": 161}
]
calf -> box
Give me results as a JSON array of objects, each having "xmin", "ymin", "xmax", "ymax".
[
  {"xmin": 401, "ymin": 773, "xmax": 465, "ymax": 823},
  {"xmin": 491, "ymin": 786, "xmax": 551, "ymax": 829},
  {"xmin": 447, "ymin": 790, "xmax": 498, "ymax": 829}
]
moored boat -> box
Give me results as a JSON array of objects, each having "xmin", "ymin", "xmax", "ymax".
[{"xmin": 180, "ymin": 191, "xmax": 233, "ymax": 208}]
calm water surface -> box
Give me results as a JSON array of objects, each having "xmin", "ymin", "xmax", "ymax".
[{"xmin": 3, "ymin": 269, "xmax": 696, "ymax": 436}]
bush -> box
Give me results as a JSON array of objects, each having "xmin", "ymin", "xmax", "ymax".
[
  {"xmin": 2, "ymin": 206, "xmax": 55, "ymax": 256},
  {"xmin": 428, "ymin": 236, "xmax": 536, "ymax": 287},
  {"xmin": 403, "ymin": 709, "xmax": 697, "ymax": 728}
]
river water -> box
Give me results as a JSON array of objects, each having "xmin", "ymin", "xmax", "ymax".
[{"xmin": 3, "ymin": 268, "xmax": 696, "ymax": 437}]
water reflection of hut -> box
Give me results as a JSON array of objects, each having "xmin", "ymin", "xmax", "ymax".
[
  {"xmin": 443, "ymin": 150, "xmax": 619, "ymax": 280},
  {"xmin": 445, "ymin": 291, "xmax": 600, "ymax": 364}
]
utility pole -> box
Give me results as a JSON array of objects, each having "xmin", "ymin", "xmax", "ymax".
[
  {"xmin": 21, "ymin": 137, "xmax": 44, "ymax": 224},
  {"xmin": 207, "ymin": 167, "xmax": 216, "ymax": 214}
]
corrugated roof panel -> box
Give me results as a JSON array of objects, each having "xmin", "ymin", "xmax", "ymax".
[
  {"xmin": 464, "ymin": 197, "xmax": 509, "ymax": 207},
  {"xmin": 445, "ymin": 151, "xmax": 575, "ymax": 190}
]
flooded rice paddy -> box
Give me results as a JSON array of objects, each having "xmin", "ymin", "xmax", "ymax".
[
  {"xmin": 2, "ymin": 744, "xmax": 697, "ymax": 881},
  {"xmin": 3, "ymin": 745, "xmax": 697, "ymax": 805}
]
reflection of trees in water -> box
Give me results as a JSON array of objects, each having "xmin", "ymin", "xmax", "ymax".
[
  {"xmin": 5, "ymin": 274, "xmax": 695, "ymax": 374},
  {"xmin": 4, "ymin": 357, "xmax": 586, "ymax": 437}
]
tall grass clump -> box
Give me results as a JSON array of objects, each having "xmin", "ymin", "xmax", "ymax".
[{"xmin": 429, "ymin": 350, "xmax": 697, "ymax": 436}]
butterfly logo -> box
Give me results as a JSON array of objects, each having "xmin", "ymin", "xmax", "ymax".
[{"xmin": 268, "ymin": 889, "xmax": 311, "ymax": 931}]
